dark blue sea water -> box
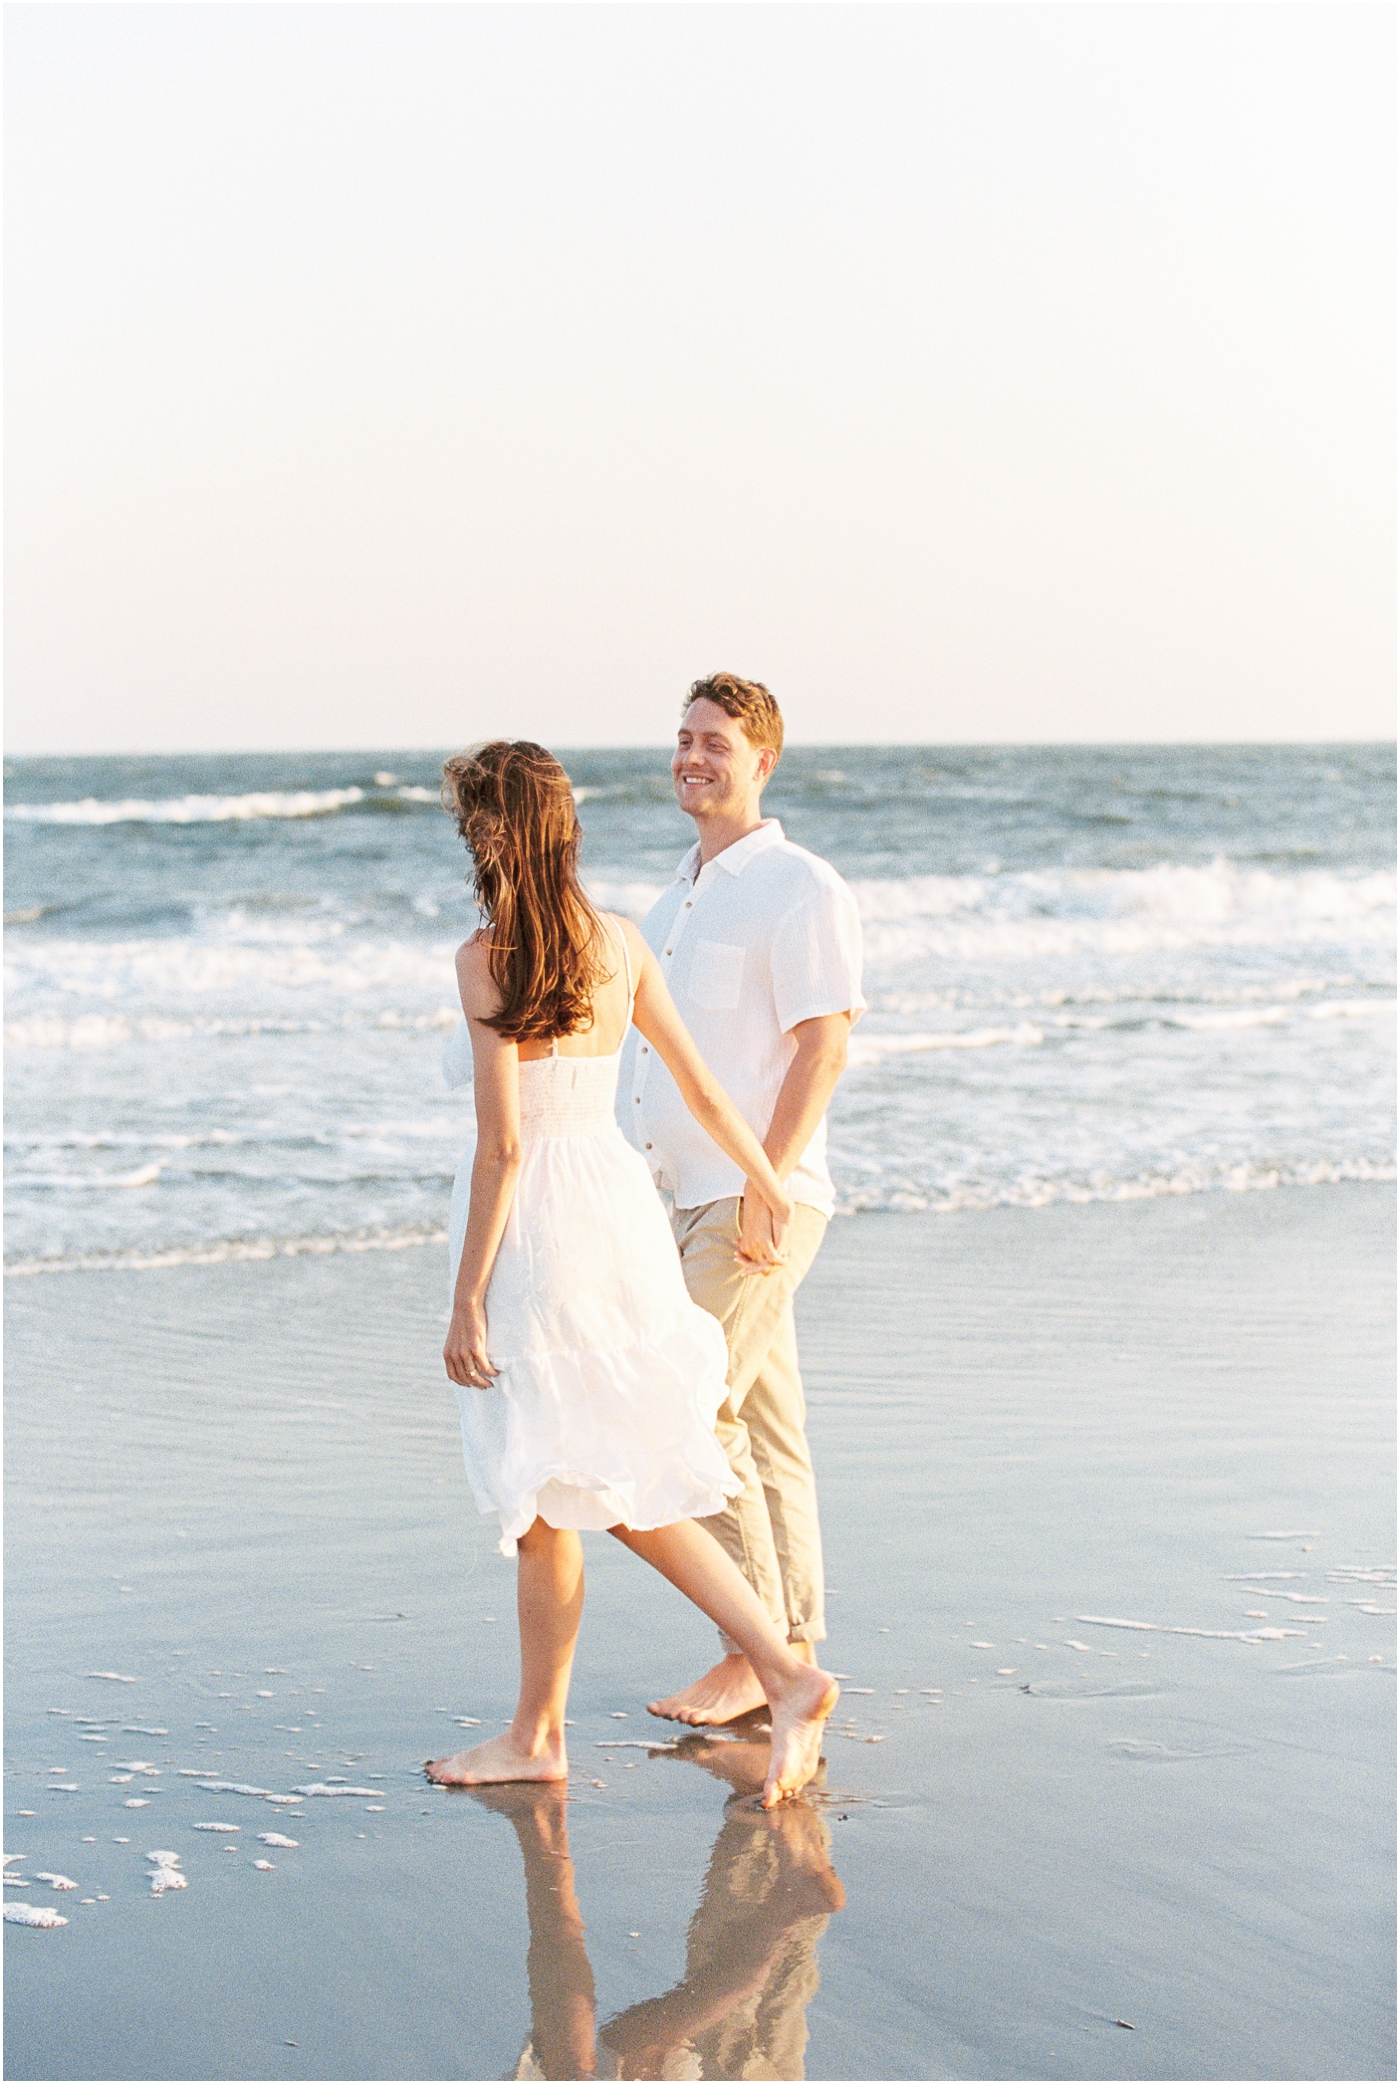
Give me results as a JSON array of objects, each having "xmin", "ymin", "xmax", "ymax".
[{"xmin": 5, "ymin": 744, "xmax": 1394, "ymax": 1271}]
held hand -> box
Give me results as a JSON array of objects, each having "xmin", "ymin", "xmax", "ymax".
[
  {"xmin": 735, "ymin": 1186, "xmax": 792, "ymax": 1274},
  {"xmin": 444, "ymin": 1300, "xmax": 498, "ymax": 1390}
]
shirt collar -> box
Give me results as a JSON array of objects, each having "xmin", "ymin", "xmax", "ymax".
[{"xmin": 672, "ymin": 819, "xmax": 785, "ymax": 885}]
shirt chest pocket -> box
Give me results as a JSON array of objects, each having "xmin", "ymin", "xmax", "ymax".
[{"xmin": 687, "ymin": 937, "xmax": 746, "ymax": 1012}]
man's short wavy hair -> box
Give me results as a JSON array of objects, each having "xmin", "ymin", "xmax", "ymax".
[{"xmin": 684, "ymin": 673, "xmax": 783, "ymax": 763}]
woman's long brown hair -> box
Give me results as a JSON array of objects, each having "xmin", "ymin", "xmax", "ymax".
[{"xmin": 441, "ymin": 741, "xmax": 609, "ymax": 1041}]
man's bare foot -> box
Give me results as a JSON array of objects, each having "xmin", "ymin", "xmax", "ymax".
[
  {"xmin": 425, "ymin": 1728, "xmax": 567, "ymax": 1787},
  {"xmin": 647, "ymin": 1643, "xmax": 813, "ymax": 1726},
  {"xmin": 647, "ymin": 1650, "xmax": 766, "ymax": 1724},
  {"xmin": 761, "ymin": 1667, "xmax": 839, "ymax": 1809}
]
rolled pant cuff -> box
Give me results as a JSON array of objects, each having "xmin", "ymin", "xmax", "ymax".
[{"xmin": 787, "ymin": 1620, "xmax": 827, "ymax": 1646}]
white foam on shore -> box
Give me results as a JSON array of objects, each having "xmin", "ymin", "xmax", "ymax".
[
  {"xmin": 840, "ymin": 1155, "xmax": 1397, "ymax": 1218},
  {"xmin": 7, "ymin": 1223, "xmax": 450, "ymax": 1278},
  {"xmin": 258, "ymin": 1833, "xmax": 299, "ymax": 1848},
  {"xmin": 4, "ymin": 1902, "xmax": 68, "ymax": 1926},
  {"xmin": 146, "ymin": 1851, "xmax": 186, "ymax": 1894},
  {"xmin": 1232, "ymin": 1589, "xmax": 1328, "ymax": 1603},
  {"xmin": 1077, "ymin": 1614, "xmax": 1309, "ymax": 1644}
]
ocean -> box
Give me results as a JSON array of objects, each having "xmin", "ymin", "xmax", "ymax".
[{"xmin": 4, "ymin": 743, "xmax": 1394, "ymax": 1274}]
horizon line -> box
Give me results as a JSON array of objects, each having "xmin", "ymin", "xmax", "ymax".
[{"xmin": 5, "ymin": 736, "xmax": 1395, "ymax": 762}]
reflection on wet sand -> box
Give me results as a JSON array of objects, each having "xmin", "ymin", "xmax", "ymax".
[{"xmin": 467, "ymin": 1730, "xmax": 844, "ymax": 2081}]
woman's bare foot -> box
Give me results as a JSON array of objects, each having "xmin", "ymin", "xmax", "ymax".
[
  {"xmin": 425, "ymin": 1728, "xmax": 567, "ymax": 1786},
  {"xmin": 761, "ymin": 1667, "xmax": 838, "ymax": 1809},
  {"xmin": 648, "ymin": 1646, "xmax": 812, "ymax": 1727}
]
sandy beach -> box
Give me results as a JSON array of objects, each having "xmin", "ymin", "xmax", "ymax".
[{"xmin": 4, "ymin": 1184, "xmax": 1394, "ymax": 2081}]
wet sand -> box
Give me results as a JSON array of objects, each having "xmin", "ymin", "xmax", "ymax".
[{"xmin": 4, "ymin": 1185, "xmax": 1394, "ymax": 2081}]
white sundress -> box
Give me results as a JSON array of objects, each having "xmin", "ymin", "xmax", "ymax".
[{"xmin": 443, "ymin": 930, "xmax": 739, "ymax": 1557}]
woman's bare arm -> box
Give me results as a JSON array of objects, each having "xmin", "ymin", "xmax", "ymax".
[
  {"xmin": 444, "ymin": 937, "xmax": 523, "ymax": 1390},
  {"xmin": 623, "ymin": 921, "xmax": 793, "ymax": 1252}
]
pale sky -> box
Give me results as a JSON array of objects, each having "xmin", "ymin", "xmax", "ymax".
[{"xmin": 5, "ymin": 2, "xmax": 1394, "ymax": 754}]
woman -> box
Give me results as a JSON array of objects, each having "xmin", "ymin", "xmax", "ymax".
[{"xmin": 426, "ymin": 741, "xmax": 837, "ymax": 1808}]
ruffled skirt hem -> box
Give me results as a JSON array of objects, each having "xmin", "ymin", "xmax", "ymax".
[{"xmin": 476, "ymin": 1463, "xmax": 742, "ymax": 1558}]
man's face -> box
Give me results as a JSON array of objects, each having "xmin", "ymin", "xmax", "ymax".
[{"xmin": 672, "ymin": 699, "xmax": 773, "ymax": 824}]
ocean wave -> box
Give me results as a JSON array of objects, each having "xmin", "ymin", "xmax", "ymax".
[
  {"xmin": 7, "ymin": 1119, "xmax": 452, "ymax": 1158},
  {"xmin": 5, "ymin": 936, "xmax": 462, "ymax": 1009},
  {"xmin": 8, "ymin": 787, "xmax": 368, "ymax": 824},
  {"xmin": 848, "ymin": 1023, "xmax": 1045, "ymax": 1066},
  {"xmin": 1170, "ymin": 1007, "xmax": 1291, "ymax": 1031},
  {"xmin": 844, "ymin": 997, "xmax": 1394, "ymax": 1064},
  {"xmin": 15, "ymin": 1161, "xmax": 168, "ymax": 1191},
  {"xmin": 876, "ymin": 977, "xmax": 1386, "ymax": 1013},
  {"xmin": 3, "ymin": 1005, "xmax": 464, "ymax": 1049},
  {"xmin": 851, "ymin": 861, "xmax": 1396, "ymax": 962},
  {"xmin": 585, "ymin": 878, "xmax": 669, "ymax": 920},
  {"xmin": 5, "ymin": 783, "xmax": 445, "ymax": 825}
]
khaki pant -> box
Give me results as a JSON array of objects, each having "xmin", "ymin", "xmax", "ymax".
[{"xmin": 670, "ymin": 1197, "xmax": 828, "ymax": 1648}]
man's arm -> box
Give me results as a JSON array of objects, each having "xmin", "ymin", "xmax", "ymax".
[
  {"xmin": 763, "ymin": 1013, "xmax": 851, "ymax": 1179},
  {"xmin": 738, "ymin": 1012, "xmax": 851, "ymax": 1269}
]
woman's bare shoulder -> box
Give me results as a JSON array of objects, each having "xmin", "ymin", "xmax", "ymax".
[
  {"xmin": 599, "ymin": 913, "xmax": 647, "ymax": 960},
  {"xmin": 454, "ymin": 931, "xmax": 500, "ymax": 1020}
]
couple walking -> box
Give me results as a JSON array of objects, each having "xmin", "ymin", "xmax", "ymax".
[{"xmin": 427, "ymin": 674, "xmax": 864, "ymax": 1808}]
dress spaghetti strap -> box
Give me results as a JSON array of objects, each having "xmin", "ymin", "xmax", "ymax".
[{"xmin": 612, "ymin": 916, "xmax": 635, "ymax": 1010}]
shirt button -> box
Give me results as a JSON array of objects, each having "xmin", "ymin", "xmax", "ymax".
[
  {"xmin": 684, "ymin": 901, "xmax": 692, "ymax": 909},
  {"xmin": 641, "ymin": 1045, "xmax": 648, "ymax": 1054},
  {"xmin": 645, "ymin": 1142, "xmax": 653, "ymax": 1150},
  {"xmin": 634, "ymin": 1095, "xmax": 641, "ymax": 1103},
  {"xmin": 665, "ymin": 949, "xmax": 672, "ymax": 957}
]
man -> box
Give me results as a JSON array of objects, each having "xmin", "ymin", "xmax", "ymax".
[{"xmin": 622, "ymin": 672, "xmax": 865, "ymax": 1725}]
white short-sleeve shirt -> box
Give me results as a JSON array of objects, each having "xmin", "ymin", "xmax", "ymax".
[{"xmin": 618, "ymin": 819, "xmax": 865, "ymax": 1216}]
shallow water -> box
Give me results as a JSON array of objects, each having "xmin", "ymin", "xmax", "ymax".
[
  {"xmin": 5, "ymin": 744, "xmax": 1394, "ymax": 1269},
  {"xmin": 4, "ymin": 1188, "xmax": 1394, "ymax": 2079}
]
